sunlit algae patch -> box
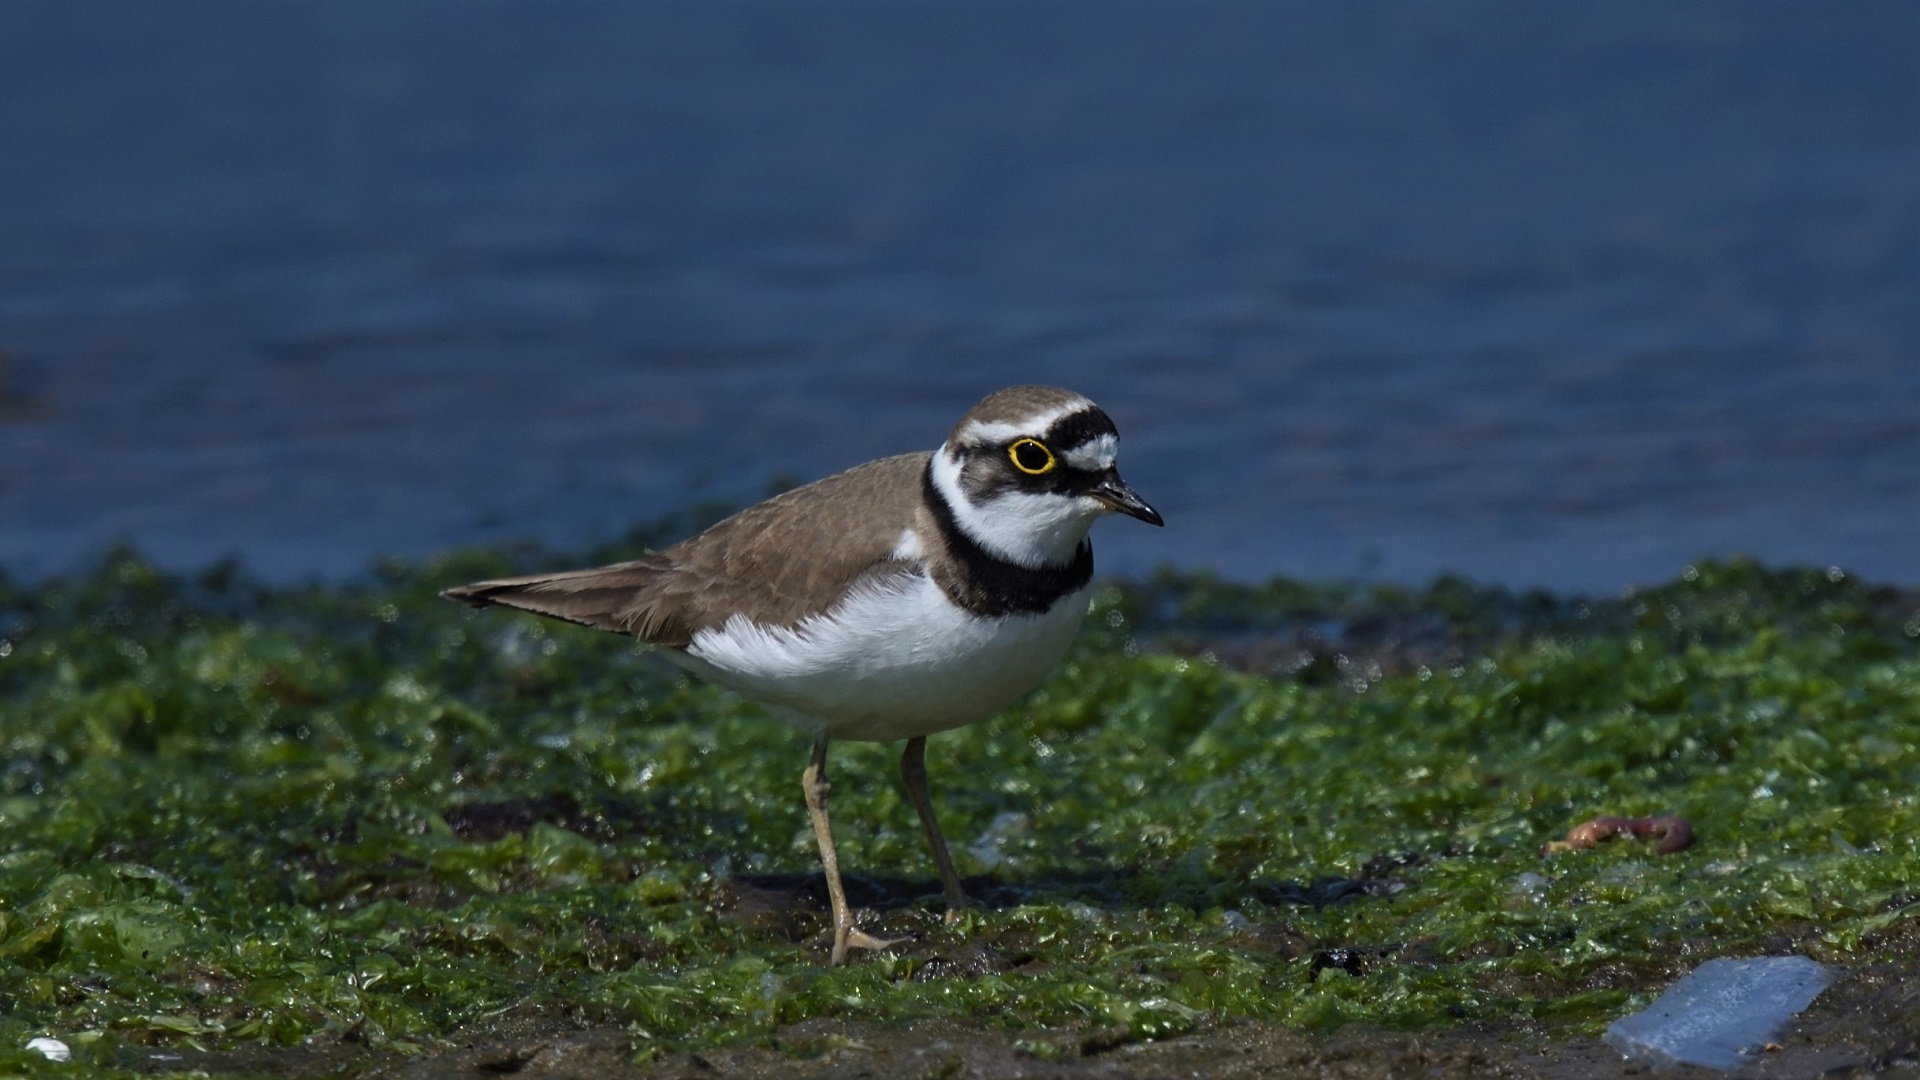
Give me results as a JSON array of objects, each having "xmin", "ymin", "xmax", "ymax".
[{"xmin": 1, "ymin": 550, "xmax": 1918, "ymax": 1070}]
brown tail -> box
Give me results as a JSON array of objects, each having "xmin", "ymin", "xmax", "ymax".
[{"xmin": 441, "ymin": 558, "xmax": 688, "ymax": 643}]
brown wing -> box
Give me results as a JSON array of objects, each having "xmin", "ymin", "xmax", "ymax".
[{"xmin": 440, "ymin": 452, "xmax": 931, "ymax": 647}]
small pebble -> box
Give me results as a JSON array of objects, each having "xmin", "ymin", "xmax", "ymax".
[
  {"xmin": 1512, "ymin": 872, "xmax": 1550, "ymax": 896},
  {"xmin": 27, "ymin": 1038, "xmax": 71, "ymax": 1062}
]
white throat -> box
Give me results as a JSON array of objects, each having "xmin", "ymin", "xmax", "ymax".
[{"xmin": 930, "ymin": 445, "xmax": 1099, "ymax": 569}]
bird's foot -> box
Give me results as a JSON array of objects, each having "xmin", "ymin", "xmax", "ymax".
[
  {"xmin": 846, "ymin": 925, "xmax": 905, "ymax": 951},
  {"xmin": 827, "ymin": 921, "xmax": 906, "ymax": 966}
]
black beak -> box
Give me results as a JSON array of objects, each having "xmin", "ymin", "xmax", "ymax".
[{"xmin": 1093, "ymin": 474, "xmax": 1164, "ymax": 526}]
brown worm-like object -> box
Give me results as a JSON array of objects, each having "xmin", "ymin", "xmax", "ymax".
[{"xmin": 1542, "ymin": 815, "xmax": 1693, "ymax": 856}]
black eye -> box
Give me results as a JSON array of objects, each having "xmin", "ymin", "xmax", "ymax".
[{"xmin": 1008, "ymin": 438, "xmax": 1056, "ymax": 475}]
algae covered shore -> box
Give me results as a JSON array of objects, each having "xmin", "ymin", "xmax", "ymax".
[{"xmin": 3, "ymin": 547, "xmax": 1920, "ymax": 1076}]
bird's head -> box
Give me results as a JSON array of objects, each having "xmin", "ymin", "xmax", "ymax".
[{"xmin": 930, "ymin": 386, "xmax": 1161, "ymax": 569}]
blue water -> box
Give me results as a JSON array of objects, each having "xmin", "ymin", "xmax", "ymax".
[{"xmin": 1, "ymin": 2, "xmax": 1916, "ymax": 589}]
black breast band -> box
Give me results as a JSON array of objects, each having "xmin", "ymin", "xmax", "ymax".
[{"xmin": 921, "ymin": 463, "xmax": 1093, "ymax": 618}]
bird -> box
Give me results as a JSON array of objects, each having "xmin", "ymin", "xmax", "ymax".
[{"xmin": 442, "ymin": 386, "xmax": 1161, "ymax": 964}]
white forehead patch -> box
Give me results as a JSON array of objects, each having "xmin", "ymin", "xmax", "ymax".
[
  {"xmin": 1060, "ymin": 433, "xmax": 1117, "ymax": 471},
  {"xmin": 955, "ymin": 398, "xmax": 1092, "ymax": 448}
]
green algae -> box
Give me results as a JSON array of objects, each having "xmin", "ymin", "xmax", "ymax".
[{"xmin": 2, "ymin": 551, "xmax": 1919, "ymax": 1073}]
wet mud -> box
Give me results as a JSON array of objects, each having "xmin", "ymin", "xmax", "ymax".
[
  {"xmin": 116, "ymin": 903, "xmax": 1920, "ymax": 1080},
  {"xmin": 118, "ymin": 961, "xmax": 1920, "ymax": 1080}
]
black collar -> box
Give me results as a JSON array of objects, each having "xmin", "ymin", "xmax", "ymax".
[{"xmin": 921, "ymin": 462, "xmax": 1093, "ymax": 618}]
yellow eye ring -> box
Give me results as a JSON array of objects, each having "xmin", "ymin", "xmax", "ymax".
[{"xmin": 1008, "ymin": 438, "xmax": 1056, "ymax": 475}]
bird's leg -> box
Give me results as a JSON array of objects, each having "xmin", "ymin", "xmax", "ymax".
[
  {"xmin": 900, "ymin": 735, "xmax": 970, "ymax": 924},
  {"xmin": 802, "ymin": 735, "xmax": 900, "ymax": 965}
]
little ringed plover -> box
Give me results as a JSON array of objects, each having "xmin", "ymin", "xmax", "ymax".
[{"xmin": 443, "ymin": 385, "xmax": 1161, "ymax": 964}]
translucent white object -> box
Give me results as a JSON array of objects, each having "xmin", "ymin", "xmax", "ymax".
[
  {"xmin": 26, "ymin": 1037, "xmax": 71, "ymax": 1062},
  {"xmin": 1604, "ymin": 956, "xmax": 1834, "ymax": 1070}
]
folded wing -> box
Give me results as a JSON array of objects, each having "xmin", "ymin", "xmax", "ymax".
[{"xmin": 441, "ymin": 452, "xmax": 932, "ymax": 648}]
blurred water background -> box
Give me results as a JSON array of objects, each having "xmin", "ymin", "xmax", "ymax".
[{"xmin": 1, "ymin": 1, "xmax": 1915, "ymax": 591}]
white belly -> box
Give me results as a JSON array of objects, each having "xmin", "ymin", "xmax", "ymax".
[{"xmin": 667, "ymin": 573, "xmax": 1089, "ymax": 741}]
